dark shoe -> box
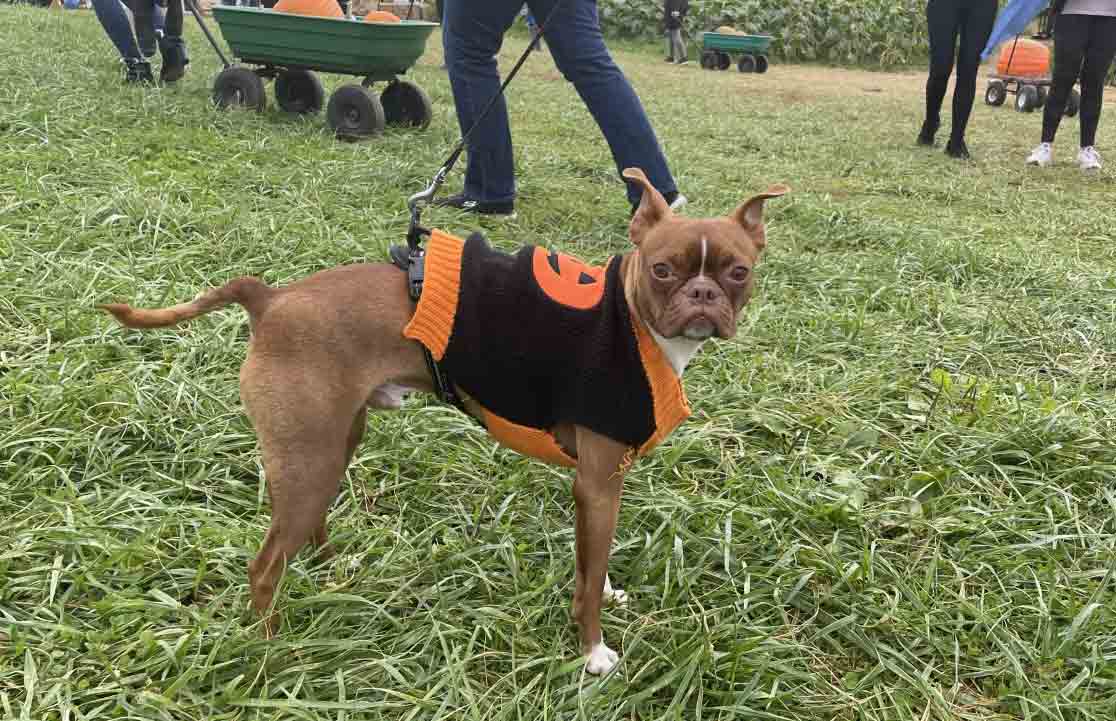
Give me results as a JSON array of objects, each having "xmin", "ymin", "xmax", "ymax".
[
  {"xmin": 945, "ymin": 137, "xmax": 971, "ymax": 160},
  {"xmin": 917, "ymin": 119, "xmax": 938, "ymax": 147},
  {"xmin": 159, "ymin": 37, "xmax": 189, "ymax": 84},
  {"xmin": 124, "ymin": 59, "xmax": 155, "ymax": 84},
  {"xmin": 630, "ymin": 190, "xmax": 688, "ymax": 217},
  {"xmin": 432, "ymin": 193, "xmax": 516, "ymax": 217}
]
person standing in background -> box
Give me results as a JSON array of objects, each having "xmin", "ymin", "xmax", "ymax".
[
  {"xmin": 664, "ymin": 0, "xmax": 689, "ymax": 64},
  {"xmin": 1026, "ymin": 0, "xmax": 1116, "ymax": 170},
  {"xmin": 918, "ymin": 0, "xmax": 998, "ymax": 159}
]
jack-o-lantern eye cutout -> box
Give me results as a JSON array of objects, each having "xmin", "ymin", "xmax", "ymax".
[{"xmin": 532, "ymin": 248, "xmax": 607, "ymax": 310}]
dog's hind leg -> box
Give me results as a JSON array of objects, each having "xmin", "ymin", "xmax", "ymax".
[
  {"xmin": 241, "ymin": 362, "xmax": 366, "ymax": 636},
  {"xmin": 247, "ymin": 435, "xmax": 350, "ymax": 637},
  {"xmin": 312, "ymin": 405, "xmax": 370, "ymax": 562}
]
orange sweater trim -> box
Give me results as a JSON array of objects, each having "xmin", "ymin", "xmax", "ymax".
[
  {"xmin": 481, "ymin": 408, "xmax": 578, "ymax": 468},
  {"xmin": 402, "ymin": 229, "xmax": 465, "ymax": 361}
]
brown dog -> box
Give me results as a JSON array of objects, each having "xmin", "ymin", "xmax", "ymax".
[{"xmin": 100, "ymin": 168, "xmax": 787, "ymax": 675}]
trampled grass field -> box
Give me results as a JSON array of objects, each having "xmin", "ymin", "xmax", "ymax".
[{"xmin": 2, "ymin": 6, "xmax": 1115, "ymax": 720}]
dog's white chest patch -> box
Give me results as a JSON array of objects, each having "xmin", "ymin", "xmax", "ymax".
[{"xmin": 649, "ymin": 329, "xmax": 704, "ymax": 376}]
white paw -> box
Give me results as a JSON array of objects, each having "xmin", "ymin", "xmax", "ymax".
[
  {"xmin": 585, "ymin": 643, "xmax": 619, "ymax": 675},
  {"xmin": 602, "ymin": 575, "xmax": 628, "ymax": 607},
  {"xmin": 602, "ymin": 586, "xmax": 628, "ymax": 606}
]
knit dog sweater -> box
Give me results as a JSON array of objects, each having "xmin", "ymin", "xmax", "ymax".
[{"xmin": 402, "ymin": 230, "xmax": 691, "ymax": 467}]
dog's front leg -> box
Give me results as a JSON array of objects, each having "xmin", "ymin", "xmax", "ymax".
[{"xmin": 571, "ymin": 426, "xmax": 631, "ymax": 675}]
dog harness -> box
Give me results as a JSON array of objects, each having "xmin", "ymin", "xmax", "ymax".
[{"xmin": 402, "ymin": 230, "xmax": 691, "ymax": 467}]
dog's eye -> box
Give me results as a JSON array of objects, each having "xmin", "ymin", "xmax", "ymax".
[
  {"xmin": 730, "ymin": 266, "xmax": 750, "ymax": 282},
  {"xmin": 652, "ymin": 263, "xmax": 672, "ymax": 280}
]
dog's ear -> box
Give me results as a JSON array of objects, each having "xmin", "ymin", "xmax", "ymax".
[
  {"xmin": 623, "ymin": 167, "xmax": 670, "ymax": 246},
  {"xmin": 732, "ymin": 184, "xmax": 789, "ymax": 249}
]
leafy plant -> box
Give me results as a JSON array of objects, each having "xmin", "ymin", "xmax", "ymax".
[{"xmin": 599, "ymin": 0, "xmax": 931, "ymax": 66}]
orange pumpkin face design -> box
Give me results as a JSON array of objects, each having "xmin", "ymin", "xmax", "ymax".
[{"xmin": 531, "ymin": 248, "xmax": 608, "ymax": 310}]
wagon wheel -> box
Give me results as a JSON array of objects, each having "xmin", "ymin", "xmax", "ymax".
[
  {"xmin": 327, "ymin": 84, "xmax": 386, "ymax": 140},
  {"xmin": 1015, "ymin": 84, "xmax": 1039, "ymax": 113},
  {"xmin": 755, "ymin": 54, "xmax": 769, "ymax": 74},
  {"xmin": 1065, "ymin": 89, "xmax": 1080, "ymax": 118},
  {"xmin": 381, "ymin": 80, "xmax": 433, "ymax": 129},
  {"xmin": 985, "ymin": 80, "xmax": 1007, "ymax": 106},
  {"xmin": 700, "ymin": 50, "xmax": 718, "ymax": 70},
  {"xmin": 716, "ymin": 51, "xmax": 730, "ymax": 70},
  {"xmin": 212, "ymin": 66, "xmax": 266, "ymax": 112},
  {"xmin": 1035, "ymin": 86, "xmax": 1048, "ymax": 108},
  {"xmin": 275, "ymin": 69, "xmax": 324, "ymax": 115},
  {"xmin": 737, "ymin": 54, "xmax": 757, "ymax": 73}
]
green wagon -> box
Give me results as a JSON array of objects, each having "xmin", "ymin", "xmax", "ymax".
[
  {"xmin": 205, "ymin": 6, "xmax": 438, "ymax": 140},
  {"xmin": 699, "ymin": 32, "xmax": 773, "ymax": 74}
]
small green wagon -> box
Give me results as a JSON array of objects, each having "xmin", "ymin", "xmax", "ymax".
[
  {"xmin": 699, "ymin": 32, "xmax": 773, "ymax": 74},
  {"xmin": 206, "ymin": 6, "xmax": 438, "ymax": 140}
]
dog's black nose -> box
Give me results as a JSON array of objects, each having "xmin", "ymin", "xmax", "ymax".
[{"xmin": 687, "ymin": 281, "xmax": 721, "ymax": 304}]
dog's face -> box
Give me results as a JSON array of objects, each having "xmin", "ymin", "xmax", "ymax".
[{"xmin": 623, "ymin": 168, "xmax": 788, "ymax": 341}]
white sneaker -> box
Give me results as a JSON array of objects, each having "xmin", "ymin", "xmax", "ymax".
[
  {"xmin": 1026, "ymin": 143, "xmax": 1053, "ymax": 167},
  {"xmin": 1078, "ymin": 146, "xmax": 1102, "ymax": 171},
  {"xmin": 669, "ymin": 193, "xmax": 688, "ymax": 211}
]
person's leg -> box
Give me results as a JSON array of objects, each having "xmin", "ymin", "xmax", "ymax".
[
  {"xmin": 128, "ymin": 0, "xmax": 157, "ymax": 58},
  {"xmin": 442, "ymin": 0, "xmax": 521, "ymax": 204},
  {"xmin": 1041, "ymin": 13, "xmax": 1089, "ymax": 145},
  {"xmin": 1077, "ymin": 16, "xmax": 1116, "ymax": 148},
  {"xmin": 948, "ymin": 0, "xmax": 997, "ymax": 151},
  {"xmin": 530, "ymin": 0, "xmax": 678, "ymax": 207},
  {"xmin": 670, "ymin": 28, "xmax": 686, "ymax": 63},
  {"xmin": 162, "ymin": 0, "xmax": 182, "ymax": 36},
  {"xmin": 91, "ymin": 0, "xmax": 142, "ymax": 60},
  {"xmin": 159, "ymin": 0, "xmax": 190, "ymax": 83},
  {"xmin": 677, "ymin": 25, "xmax": 686, "ymax": 62},
  {"xmin": 152, "ymin": 2, "xmax": 165, "ymax": 37},
  {"xmin": 922, "ymin": 0, "xmax": 961, "ymax": 143}
]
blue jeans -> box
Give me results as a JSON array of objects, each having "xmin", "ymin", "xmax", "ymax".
[
  {"xmin": 443, "ymin": 0, "xmax": 678, "ymax": 205},
  {"xmin": 91, "ymin": 0, "xmax": 165, "ymax": 61}
]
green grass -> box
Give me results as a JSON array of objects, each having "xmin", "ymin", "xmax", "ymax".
[{"xmin": 3, "ymin": 6, "xmax": 1116, "ymax": 720}]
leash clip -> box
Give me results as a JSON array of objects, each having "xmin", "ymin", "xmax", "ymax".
[
  {"xmin": 406, "ymin": 165, "xmax": 448, "ymax": 251},
  {"xmin": 401, "ymin": 165, "xmax": 449, "ymax": 302}
]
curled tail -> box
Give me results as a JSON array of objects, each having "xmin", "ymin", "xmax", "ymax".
[{"xmin": 99, "ymin": 277, "xmax": 274, "ymax": 329}]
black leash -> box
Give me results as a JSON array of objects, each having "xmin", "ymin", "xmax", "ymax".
[
  {"xmin": 405, "ymin": 0, "xmax": 562, "ymax": 256},
  {"xmin": 398, "ymin": 1, "xmax": 562, "ymax": 412}
]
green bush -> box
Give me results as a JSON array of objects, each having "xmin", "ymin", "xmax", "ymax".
[{"xmin": 598, "ymin": 0, "xmax": 931, "ymax": 67}]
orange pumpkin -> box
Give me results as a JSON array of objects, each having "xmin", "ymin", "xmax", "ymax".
[
  {"xmin": 272, "ymin": 0, "xmax": 343, "ymax": 18},
  {"xmin": 363, "ymin": 9, "xmax": 400, "ymax": 22},
  {"xmin": 996, "ymin": 39, "xmax": 1050, "ymax": 78}
]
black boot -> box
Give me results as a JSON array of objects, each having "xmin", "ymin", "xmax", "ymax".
[
  {"xmin": 124, "ymin": 58, "xmax": 155, "ymax": 84},
  {"xmin": 917, "ymin": 118, "xmax": 939, "ymax": 147},
  {"xmin": 159, "ymin": 36, "xmax": 190, "ymax": 84},
  {"xmin": 945, "ymin": 136, "xmax": 971, "ymax": 160}
]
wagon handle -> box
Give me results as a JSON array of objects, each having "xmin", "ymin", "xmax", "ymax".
[
  {"xmin": 1004, "ymin": 35, "xmax": 1020, "ymax": 77},
  {"xmin": 188, "ymin": 0, "xmax": 232, "ymax": 70}
]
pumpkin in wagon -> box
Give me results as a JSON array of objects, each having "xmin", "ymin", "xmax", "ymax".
[{"xmin": 996, "ymin": 38, "xmax": 1050, "ymax": 78}]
